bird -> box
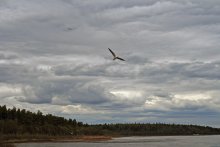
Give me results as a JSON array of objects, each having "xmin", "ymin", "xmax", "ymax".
[
  {"xmin": 108, "ymin": 48, "xmax": 125, "ymax": 61},
  {"xmin": 67, "ymin": 27, "xmax": 73, "ymax": 31},
  {"xmin": 67, "ymin": 28, "xmax": 73, "ymax": 31}
]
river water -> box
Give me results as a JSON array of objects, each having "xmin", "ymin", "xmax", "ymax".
[{"xmin": 16, "ymin": 135, "xmax": 220, "ymax": 147}]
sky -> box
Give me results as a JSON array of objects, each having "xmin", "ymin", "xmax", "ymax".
[{"xmin": 1, "ymin": 0, "xmax": 220, "ymax": 127}]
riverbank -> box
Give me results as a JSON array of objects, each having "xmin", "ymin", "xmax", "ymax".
[
  {"xmin": 0, "ymin": 143, "xmax": 15, "ymax": 147},
  {"xmin": 12, "ymin": 135, "xmax": 220, "ymax": 147},
  {"xmin": 1, "ymin": 135, "xmax": 112, "ymax": 144}
]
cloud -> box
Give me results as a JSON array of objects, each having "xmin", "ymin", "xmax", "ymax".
[
  {"xmin": 0, "ymin": 52, "xmax": 19, "ymax": 60},
  {"xmin": 0, "ymin": 84, "xmax": 22, "ymax": 99},
  {"xmin": 0, "ymin": 0, "xmax": 220, "ymax": 127},
  {"xmin": 97, "ymin": 1, "xmax": 188, "ymax": 22},
  {"xmin": 61, "ymin": 104, "xmax": 102, "ymax": 115}
]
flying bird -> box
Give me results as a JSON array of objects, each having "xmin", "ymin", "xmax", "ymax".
[
  {"xmin": 108, "ymin": 48, "xmax": 125, "ymax": 61},
  {"xmin": 67, "ymin": 27, "xmax": 73, "ymax": 31}
]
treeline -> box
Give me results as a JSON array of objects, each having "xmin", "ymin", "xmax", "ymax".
[
  {"xmin": 0, "ymin": 105, "xmax": 82, "ymax": 136},
  {"xmin": 84, "ymin": 123, "xmax": 220, "ymax": 136},
  {"xmin": 1, "ymin": 105, "xmax": 220, "ymax": 137}
]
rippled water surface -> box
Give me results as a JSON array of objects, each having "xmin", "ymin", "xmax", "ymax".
[{"xmin": 16, "ymin": 135, "xmax": 220, "ymax": 147}]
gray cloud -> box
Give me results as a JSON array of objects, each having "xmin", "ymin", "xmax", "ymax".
[{"xmin": 0, "ymin": 0, "xmax": 220, "ymax": 127}]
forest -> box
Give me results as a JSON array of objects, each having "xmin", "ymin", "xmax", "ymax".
[{"xmin": 1, "ymin": 105, "xmax": 220, "ymax": 138}]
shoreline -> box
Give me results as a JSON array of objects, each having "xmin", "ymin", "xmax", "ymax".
[
  {"xmin": 2, "ymin": 135, "xmax": 112, "ymax": 144},
  {"xmin": 2, "ymin": 134, "xmax": 220, "ymax": 144}
]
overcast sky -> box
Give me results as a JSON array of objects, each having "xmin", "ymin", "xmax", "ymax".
[{"xmin": 1, "ymin": 0, "xmax": 220, "ymax": 127}]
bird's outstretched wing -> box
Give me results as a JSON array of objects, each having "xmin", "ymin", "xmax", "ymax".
[
  {"xmin": 116, "ymin": 57, "xmax": 125, "ymax": 61},
  {"xmin": 108, "ymin": 48, "xmax": 116, "ymax": 57}
]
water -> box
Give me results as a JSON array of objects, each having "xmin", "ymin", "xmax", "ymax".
[{"xmin": 16, "ymin": 135, "xmax": 220, "ymax": 147}]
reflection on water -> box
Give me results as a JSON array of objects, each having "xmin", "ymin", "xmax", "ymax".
[{"xmin": 16, "ymin": 135, "xmax": 220, "ymax": 147}]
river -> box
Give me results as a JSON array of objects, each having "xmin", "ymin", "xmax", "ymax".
[{"xmin": 16, "ymin": 135, "xmax": 220, "ymax": 147}]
